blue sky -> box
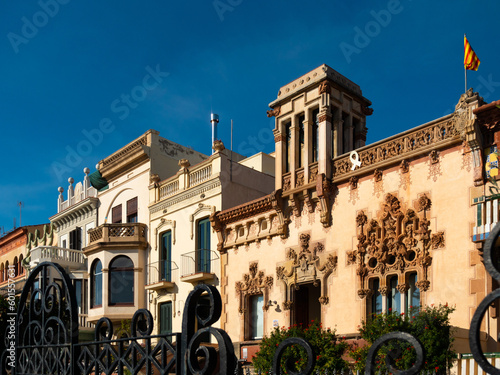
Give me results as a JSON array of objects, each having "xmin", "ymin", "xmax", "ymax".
[{"xmin": 0, "ymin": 0, "xmax": 498, "ymax": 232}]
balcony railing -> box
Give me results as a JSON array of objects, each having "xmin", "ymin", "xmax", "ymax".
[
  {"xmin": 181, "ymin": 249, "xmax": 219, "ymax": 279},
  {"xmin": 146, "ymin": 261, "xmax": 179, "ymax": 286},
  {"xmin": 30, "ymin": 246, "xmax": 86, "ymax": 270},
  {"xmin": 87, "ymin": 223, "xmax": 147, "ymax": 247},
  {"xmin": 159, "ymin": 180, "xmax": 179, "ymax": 199},
  {"xmin": 189, "ymin": 164, "xmax": 212, "ymax": 187}
]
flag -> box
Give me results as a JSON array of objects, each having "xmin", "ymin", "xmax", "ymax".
[{"xmin": 464, "ymin": 36, "xmax": 480, "ymax": 71}]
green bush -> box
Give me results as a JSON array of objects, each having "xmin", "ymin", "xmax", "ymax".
[
  {"xmin": 252, "ymin": 320, "xmax": 350, "ymax": 374},
  {"xmin": 350, "ymin": 304, "xmax": 456, "ymax": 374}
]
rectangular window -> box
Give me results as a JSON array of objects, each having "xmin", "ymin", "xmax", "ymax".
[
  {"xmin": 160, "ymin": 302, "xmax": 173, "ymax": 335},
  {"xmin": 370, "ymin": 278, "xmax": 382, "ymax": 315},
  {"xmin": 161, "ymin": 231, "xmax": 172, "ymax": 282},
  {"xmin": 298, "ymin": 114, "xmax": 305, "ymax": 168},
  {"xmin": 406, "ymin": 273, "xmax": 420, "ymax": 315},
  {"xmin": 127, "ymin": 197, "xmax": 138, "ymax": 223},
  {"xmin": 74, "ymin": 280, "xmax": 82, "ymax": 314},
  {"xmin": 285, "ymin": 121, "xmax": 292, "ymax": 173},
  {"xmin": 69, "ymin": 228, "xmax": 82, "ymax": 250},
  {"xmin": 388, "ymin": 276, "xmax": 401, "ymax": 314},
  {"xmin": 312, "ymin": 108, "xmax": 319, "ymax": 162},
  {"xmin": 477, "ymin": 203, "xmax": 483, "ymax": 226},
  {"xmin": 197, "ymin": 218, "xmax": 211, "ymax": 273},
  {"xmin": 249, "ymin": 294, "xmax": 264, "ymax": 339},
  {"xmin": 112, "ymin": 205, "xmax": 122, "ymax": 223}
]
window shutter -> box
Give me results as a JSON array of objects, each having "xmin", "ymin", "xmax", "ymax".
[
  {"xmin": 127, "ymin": 197, "xmax": 138, "ymax": 216},
  {"xmin": 112, "ymin": 205, "xmax": 122, "ymax": 223}
]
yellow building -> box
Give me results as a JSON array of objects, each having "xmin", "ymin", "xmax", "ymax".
[{"xmin": 211, "ymin": 64, "xmax": 500, "ymax": 359}]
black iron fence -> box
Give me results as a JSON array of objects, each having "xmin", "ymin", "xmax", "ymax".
[{"xmin": 4, "ymin": 221, "xmax": 500, "ymax": 374}]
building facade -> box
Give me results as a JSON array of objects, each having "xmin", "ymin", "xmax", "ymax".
[
  {"xmin": 211, "ymin": 64, "xmax": 499, "ymax": 359},
  {"xmin": 83, "ymin": 129, "xmax": 207, "ymax": 326},
  {"xmin": 147, "ymin": 141, "xmax": 275, "ymax": 336}
]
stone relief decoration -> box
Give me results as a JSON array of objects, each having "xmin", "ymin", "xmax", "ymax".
[
  {"xmin": 373, "ymin": 169, "xmax": 384, "ymax": 198},
  {"xmin": 316, "ymin": 174, "xmax": 335, "ymax": 227},
  {"xmin": 178, "ymin": 158, "xmax": 190, "ymax": 170},
  {"xmin": 349, "ymin": 176, "xmax": 359, "ymax": 205},
  {"xmin": 235, "ymin": 263, "xmax": 273, "ymax": 313},
  {"xmin": 212, "ymin": 140, "xmax": 225, "ymax": 153},
  {"xmin": 428, "ymin": 150, "xmax": 442, "ymax": 182},
  {"xmin": 399, "ymin": 160, "xmax": 411, "ymax": 190},
  {"xmin": 309, "ymin": 164, "xmax": 318, "ymax": 183},
  {"xmin": 346, "ymin": 193, "xmax": 444, "ymax": 299},
  {"xmin": 296, "ymin": 170, "xmax": 305, "ymax": 187},
  {"xmin": 283, "ymin": 174, "xmax": 291, "ymax": 192},
  {"xmin": 267, "ymin": 106, "xmax": 281, "ymax": 118},
  {"xmin": 190, "ymin": 203, "xmax": 213, "ymax": 239},
  {"xmin": 276, "ymin": 233, "xmax": 337, "ymax": 310},
  {"xmin": 150, "ymin": 173, "xmax": 160, "ymax": 185},
  {"xmin": 462, "ymin": 142, "xmax": 473, "ymax": 172},
  {"xmin": 155, "ymin": 218, "xmax": 176, "ymax": 249},
  {"xmin": 453, "ymin": 90, "xmax": 485, "ymax": 186}
]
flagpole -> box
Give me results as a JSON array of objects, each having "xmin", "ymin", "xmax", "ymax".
[{"xmin": 464, "ymin": 34, "xmax": 467, "ymax": 93}]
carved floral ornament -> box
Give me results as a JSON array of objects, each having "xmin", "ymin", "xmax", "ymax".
[
  {"xmin": 346, "ymin": 193, "xmax": 445, "ymax": 299},
  {"xmin": 276, "ymin": 233, "xmax": 337, "ymax": 310},
  {"xmin": 235, "ymin": 263, "xmax": 273, "ymax": 314}
]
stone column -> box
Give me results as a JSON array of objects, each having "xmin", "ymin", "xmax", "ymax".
[
  {"xmin": 273, "ymin": 125, "xmax": 285, "ymax": 191},
  {"xmin": 318, "ymin": 108, "xmax": 332, "ymax": 178}
]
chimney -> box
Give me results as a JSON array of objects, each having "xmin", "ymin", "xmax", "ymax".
[{"xmin": 211, "ymin": 113, "xmax": 219, "ymax": 154}]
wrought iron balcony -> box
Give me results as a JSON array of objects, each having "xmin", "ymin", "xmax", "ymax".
[
  {"xmin": 85, "ymin": 223, "xmax": 148, "ymax": 252},
  {"xmin": 145, "ymin": 260, "xmax": 179, "ymax": 291},
  {"xmin": 180, "ymin": 249, "xmax": 219, "ymax": 282}
]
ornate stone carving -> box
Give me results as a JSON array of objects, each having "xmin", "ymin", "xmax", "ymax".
[
  {"xmin": 374, "ymin": 169, "xmax": 383, "ymax": 182},
  {"xmin": 431, "ymin": 232, "xmax": 445, "ymax": 249},
  {"xmin": 267, "ymin": 106, "xmax": 281, "ymax": 118},
  {"xmin": 283, "ymin": 175, "xmax": 291, "ymax": 191},
  {"xmin": 379, "ymin": 286, "xmax": 389, "ymax": 296},
  {"xmin": 429, "ymin": 150, "xmax": 439, "ymax": 164},
  {"xmin": 362, "ymin": 105, "xmax": 374, "ymax": 116},
  {"xmin": 212, "ymin": 139, "xmax": 225, "ymax": 153},
  {"xmin": 178, "ymin": 159, "xmax": 190, "ymax": 169},
  {"xmin": 349, "ymin": 176, "xmax": 358, "ymax": 190},
  {"xmin": 235, "ymin": 263, "xmax": 273, "ymax": 314},
  {"xmin": 318, "ymin": 80, "xmax": 331, "ymax": 95},
  {"xmin": 400, "ymin": 160, "xmax": 409, "ymax": 173},
  {"xmin": 332, "ymin": 117, "xmax": 459, "ymax": 179},
  {"xmin": 296, "ymin": 170, "xmax": 305, "ymax": 187},
  {"xmin": 150, "ymin": 173, "xmax": 160, "ymax": 185},
  {"xmin": 349, "ymin": 193, "xmax": 440, "ymax": 299},
  {"xmin": 397, "ymin": 283, "xmax": 409, "ymax": 293},
  {"xmin": 283, "ymin": 301, "xmax": 294, "ymax": 310},
  {"xmin": 316, "ymin": 174, "xmax": 334, "ymax": 227},
  {"xmin": 309, "ymin": 164, "xmax": 318, "ymax": 183},
  {"xmin": 277, "ymin": 234, "xmax": 336, "ymax": 309}
]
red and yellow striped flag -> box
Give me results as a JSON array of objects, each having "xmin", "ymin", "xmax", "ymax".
[{"xmin": 464, "ymin": 36, "xmax": 480, "ymax": 71}]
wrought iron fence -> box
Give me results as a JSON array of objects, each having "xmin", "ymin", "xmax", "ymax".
[{"xmin": 5, "ymin": 219, "xmax": 500, "ymax": 374}]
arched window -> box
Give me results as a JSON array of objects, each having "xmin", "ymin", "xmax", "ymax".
[
  {"xmin": 91, "ymin": 259, "xmax": 103, "ymax": 307},
  {"xmin": 13, "ymin": 257, "xmax": 18, "ymax": 277},
  {"xmin": 19, "ymin": 254, "xmax": 24, "ymax": 275},
  {"xmin": 109, "ymin": 256, "xmax": 134, "ymax": 305},
  {"xmin": 5, "ymin": 261, "xmax": 9, "ymax": 281}
]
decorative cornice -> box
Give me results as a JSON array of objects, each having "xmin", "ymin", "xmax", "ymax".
[
  {"xmin": 215, "ymin": 192, "xmax": 275, "ymax": 226},
  {"xmin": 332, "ymin": 114, "xmax": 459, "ymax": 182},
  {"xmin": 149, "ymin": 179, "xmax": 221, "ymax": 214}
]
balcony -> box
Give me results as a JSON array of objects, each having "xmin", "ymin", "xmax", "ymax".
[
  {"xmin": 85, "ymin": 223, "xmax": 148, "ymax": 253},
  {"xmin": 30, "ymin": 246, "xmax": 87, "ymax": 271},
  {"xmin": 180, "ymin": 249, "xmax": 219, "ymax": 283},
  {"xmin": 145, "ymin": 261, "xmax": 179, "ymax": 291}
]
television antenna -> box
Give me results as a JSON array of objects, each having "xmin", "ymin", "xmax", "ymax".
[{"xmin": 18, "ymin": 201, "xmax": 24, "ymax": 227}]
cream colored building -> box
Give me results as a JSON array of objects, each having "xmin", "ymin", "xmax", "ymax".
[
  {"xmin": 147, "ymin": 141, "xmax": 275, "ymax": 335},
  {"xmin": 84, "ymin": 129, "xmax": 207, "ymax": 324},
  {"xmin": 211, "ymin": 64, "xmax": 500, "ymax": 359}
]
